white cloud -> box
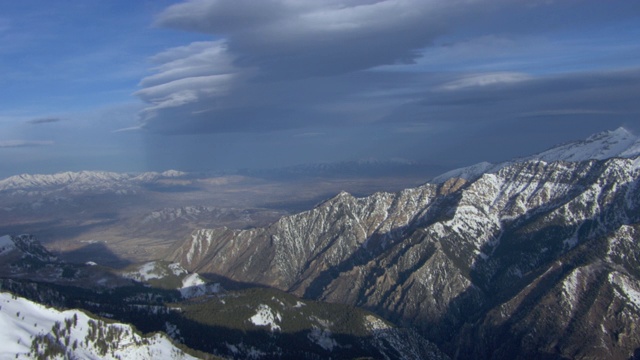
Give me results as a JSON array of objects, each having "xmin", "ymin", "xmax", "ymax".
[{"xmin": 438, "ymin": 72, "xmax": 532, "ymax": 91}]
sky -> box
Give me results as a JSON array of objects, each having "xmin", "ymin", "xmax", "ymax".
[{"xmin": 1, "ymin": 0, "xmax": 640, "ymax": 179}]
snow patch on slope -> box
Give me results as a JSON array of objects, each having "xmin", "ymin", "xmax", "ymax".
[
  {"xmin": 249, "ymin": 304, "xmax": 281, "ymax": 332},
  {"xmin": 123, "ymin": 261, "xmax": 166, "ymax": 281},
  {"xmin": 179, "ymin": 274, "xmax": 222, "ymax": 299},
  {"xmin": 308, "ymin": 327, "xmax": 338, "ymax": 351}
]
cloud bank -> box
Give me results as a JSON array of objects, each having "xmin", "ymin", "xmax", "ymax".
[
  {"xmin": 136, "ymin": 0, "xmax": 483, "ymax": 133},
  {"xmin": 128, "ymin": 0, "xmax": 640, "ymax": 173},
  {"xmin": 134, "ymin": 0, "xmax": 640, "ymax": 140}
]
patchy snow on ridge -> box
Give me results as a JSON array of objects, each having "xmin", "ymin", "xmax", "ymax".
[
  {"xmin": 123, "ymin": 261, "xmax": 166, "ymax": 281},
  {"xmin": 249, "ymin": 304, "xmax": 281, "ymax": 332},
  {"xmin": 179, "ymin": 273, "xmax": 222, "ymax": 299},
  {"xmin": 182, "ymin": 273, "xmax": 205, "ymax": 288},
  {"xmin": 0, "ymin": 235, "xmax": 16, "ymax": 256},
  {"xmin": 308, "ymin": 326, "xmax": 338, "ymax": 351},
  {"xmin": 169, "ymin": 263, "xmax": 188, "ymax": 276},
  {"xmin": 610, "ymin": 273, "xmax": 640, "ymax": 310}
]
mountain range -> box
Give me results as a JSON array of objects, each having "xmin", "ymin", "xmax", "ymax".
[
  {"xmin": 168, "ymin": 127, "xmax": 640, "ymax": 359},
  {"xmin": 1, "ymin": 127, "xmax": 640, "ymax": 359}
]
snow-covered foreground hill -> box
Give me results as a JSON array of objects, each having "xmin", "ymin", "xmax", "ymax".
[{"xmin": 0, "ymin": 292, "xmax": 198, "ymax": 360}]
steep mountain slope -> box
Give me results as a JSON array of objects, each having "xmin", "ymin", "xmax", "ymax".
[{"xmin": 169, "ymin": 130, "xmax": 640, "ymax": 359}]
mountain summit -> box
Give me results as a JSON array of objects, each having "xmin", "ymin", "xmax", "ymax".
[
  {"xmin": 433, "ymin": 127, "xmax": 640, "ymax": 183},
  {"xmin": 530, "ymin": 126, "xmax": 640, "ymax": 162}
]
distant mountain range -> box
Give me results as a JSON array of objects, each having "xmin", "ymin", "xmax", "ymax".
[
  {"xmin": 0, "ymin": 170, "xmax": 189, "ymax": 195},
  {"xmin": 0, "ymin": 158, "xmax": 443, "ymax": 196}
]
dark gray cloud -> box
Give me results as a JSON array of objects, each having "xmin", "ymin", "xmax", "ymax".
[
  {"xmin": 130, "ymin": 0, "xmax": 640, "ymax": 172},
  {"xmin": 396, "ymin": 68, "xmax": 640, "ymax": 125},
  {"xmin": 137, "ymin": 0, "xmax": 640, "ymax": 137},
  {"xmin": 380, "ymin": 68, "xmax": 640, "ymax": 164},
  {"xmin": 154, "ymin": 0, "xmax": 456, "ymax": 77},
  {"xmin": 27, "ymin": 117, "xmax": 61, "ymax": 125},
  {"xmin": 138, "ymin": 0, "xmax": 492, "ymax": 134}
]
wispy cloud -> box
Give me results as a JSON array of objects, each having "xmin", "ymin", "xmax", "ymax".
[
  {"xmin": 27, "ymin": 117, "xmax": 62, "ymax": 125},
  {"xmin": 112, "ymin": 126, "xmax": 143, "ymax": 133},
  {"xmin": 0, "ymin": 140, "xmax": 54, "ymax": 148},
  {"xmin": 437, "ymin": 72, "xmax": 532, "ymax": 91}
]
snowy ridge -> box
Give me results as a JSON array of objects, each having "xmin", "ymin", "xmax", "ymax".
[
  {"xmin": 431, "ymin": 161, "xmax": 496, "ymax": 183},
  {"xmin": 0, "ymin": 292, "xmax": 198, "ymax": 359},
  {"xmin": 0, "ymin": 169, "xmax": 188, "ymax": 193},
  {"xmin": 532, "ymin": 127, "xmax": 640, "ymax": 162},
  {"xmin": 122, "ymin": 261, "xmax": 222, "ymax": 299},
  {"xmin": 175, "ymin": 155, "xmax": 640, "ymax": 294},
  {"xmin": 433, "ymin": 127, "xmax": 640, "ymax": 183}
]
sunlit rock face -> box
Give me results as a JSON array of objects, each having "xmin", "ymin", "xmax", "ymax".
[{"xmin": 173, "ymin": 151, "xmax": 640, "ymax": 359}]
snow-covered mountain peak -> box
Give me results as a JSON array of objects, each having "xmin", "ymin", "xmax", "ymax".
[
  {"xmin": 587, "ymin": 126, "xmax": 632, "ymax": 141},
  {"xmin": 433, "ymin": 127, "xmax": 640, "ymax": 183},
  {"xmin": 530, "ymin": 126, "xmax": 639, "ymax": 163}
]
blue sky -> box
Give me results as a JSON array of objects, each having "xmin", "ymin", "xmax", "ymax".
[{"xmin": 1, "ymin": 0, "xmax": 640, "ymax": 178}]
